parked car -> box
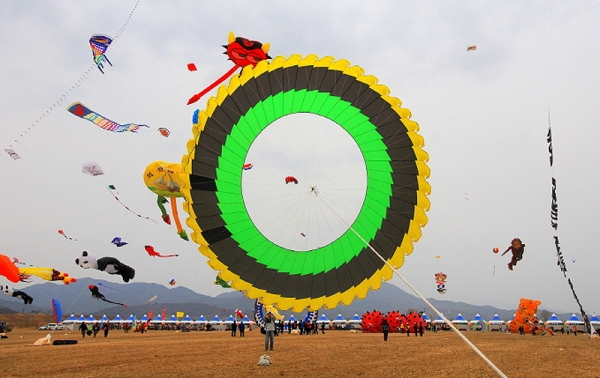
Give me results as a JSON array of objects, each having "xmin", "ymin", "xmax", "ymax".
[{"xmin": 39, "ymin": 323, "xmax": 66, "ymax": 330}]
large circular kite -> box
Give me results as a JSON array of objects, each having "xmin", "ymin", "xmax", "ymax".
[{"xmin": 182, "ymin": 54, "xmax": 430, "ymax": 312}]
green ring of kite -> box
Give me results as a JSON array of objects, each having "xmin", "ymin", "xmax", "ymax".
[
  {"xmin": 218, "ymin": 90, "xmax": 388, "ymax": 274},
  {"xmin": 182, "ymin": 54, "xmax": 430, "ymax": 311}
]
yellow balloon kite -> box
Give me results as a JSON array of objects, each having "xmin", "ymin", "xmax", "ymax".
[{"xmin": 143, "ymin": 161, "xmax": 189, "ymax": 240}]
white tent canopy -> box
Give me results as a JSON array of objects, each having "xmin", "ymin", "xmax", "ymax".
[
  {"xmin": 332, "ymin": 313, "xmax": 347, "ymax": 324},
  {"xmin": 451, "ymin": 313, "xmax": 469, "ymax": 331}
]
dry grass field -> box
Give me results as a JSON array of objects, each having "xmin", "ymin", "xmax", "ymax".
[{"xmin": 1, "ymin": 324, "xmax": 599, "ymax": 378}]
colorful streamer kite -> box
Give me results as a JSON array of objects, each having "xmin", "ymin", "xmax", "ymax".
[
  {"xmin": 107, "ymin": 185, "xmax": 157, "ymax": 222},
  {"xmin": 89, "ymin": 34, "xmax": 113, "ymax": 74},
  {"xmin": 67, "ymin": 102, "xmax": 148, "ymax": 133}
]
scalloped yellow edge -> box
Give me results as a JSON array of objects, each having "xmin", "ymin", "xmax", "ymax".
[{"xmin": 180, "ymin": 55, "xmax": 430, "ymax": 313}]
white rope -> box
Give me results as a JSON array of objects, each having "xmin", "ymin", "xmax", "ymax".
[{"xmin": 315, "ymin": 191, "xmax": 508, "ymax": 378}]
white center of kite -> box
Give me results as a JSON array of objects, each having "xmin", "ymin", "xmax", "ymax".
[{"xmin": 242, "ymin": 113, "xmax": 368, "ymax": 252}]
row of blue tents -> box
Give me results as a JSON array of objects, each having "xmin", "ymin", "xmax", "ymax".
[{"xmin": 60, "ymin": 312, "xmax": 361, "ymax": 325}]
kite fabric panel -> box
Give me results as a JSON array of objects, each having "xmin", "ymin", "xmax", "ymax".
[
  {"xmin": 181, "ymin": 55, "xmax": 430, "ymax": 312},
  {"xmin": 67, "ymin": 102, "xmax": 148, "ymax": 133},
  {"xmin": 89, "ymin": 34, "xmax": 113, "ymax": 74}
]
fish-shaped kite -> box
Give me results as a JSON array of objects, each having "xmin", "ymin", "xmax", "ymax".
[{"xmin": 145, "ymin": 245, "xmax": 179, "ymax": 258}]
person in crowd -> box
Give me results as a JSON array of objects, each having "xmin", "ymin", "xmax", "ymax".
[
  {"xmin": 238, "ymin": 320, "xmax": 245, "ymax": 337},
  {"xmin": 381, "ymin": 320, "xmax": 390, "ymax": 341},
  {"xmin": 264, "ymin": 312, "xmax": 276, "ymax": 351},
  {"xmin": 231, "ymin": 320, "xmax": 237, "ymax": 337},
  {"xmin": 79, "ymin": 321, "xmax": 87, "ymax": 338}
]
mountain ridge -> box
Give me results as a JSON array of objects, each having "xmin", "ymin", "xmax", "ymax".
[{"xmin": 0, "ymin": 277, "xmax": 528, "ymax": 321}]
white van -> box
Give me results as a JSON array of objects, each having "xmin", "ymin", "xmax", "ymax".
[{"xmin": 39, "ymin": 323, "xmax": 66, "ymax": 330}]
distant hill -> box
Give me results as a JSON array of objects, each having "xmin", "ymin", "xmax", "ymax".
[{"xmin": 0, "ymin": 278, "xmax": 518, "ymax": 321}]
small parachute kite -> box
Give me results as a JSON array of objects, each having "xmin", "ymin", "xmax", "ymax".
[
  {"xmin": 18, "ymin": 267, "xmax": 76, "ymax": 285},
  {"xmin": 143, "ymin": 161, "xmax": 189, "ymax": 240},
  {"xmin": 111, "ymin": 237, "xmax": 128, "ymax": 247},
  {"xmin": 88, "ymin": 284, "xmax": 127, "ymax": 307},
  {"xmin": 58, "ymin": 229, "xmax": 77, "ymax": 241},
  {"xmin": 243, "ymin": 163, "xmax": 253, "ymax": 170},
  {"xmin": 168, "ymin": 278, "xmax": 176, "ymax": 286},
  {"xmin": 145, "ymin": 295, "xmax": 158, "ymax": 304},
  {"xmin": 0, "ymin": 284, "xmax": 33, "ymax": 305},
  {"xmin": 145, "ymin": 245, "xmax": 179, "ymax": 258},
  {"xmin": 187, "ymin": 63, "xmax": 197, "ymax": 71},
  {"xmin": 82, "ymin": 162, "xmax": 104, "ymax": 176},
  {"xmin": 67, "ymin": 102, "xmax": 149, "ymax": 133},
  {"xmin": 285, "ymin": 176, "xmax": 298, "ymax": 184},
  {"xmin": 89, "ymin": 34, "xmax": 113, "ymax": 73},
  {"xmin": 187, "ymin": 31, "xmax": 271, "ymax": 105},
  {"xmin": 158, "ymin": 127, "xmax": 170, "ymax": 137},
  {"xmin": 467, "ymin": 45, "xmax": 477, "ymax": 51}
]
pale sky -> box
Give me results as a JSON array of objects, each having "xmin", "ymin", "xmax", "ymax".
[{"xmin": 1, "ymin": 0, "xmax": 599, "ymax": 315}]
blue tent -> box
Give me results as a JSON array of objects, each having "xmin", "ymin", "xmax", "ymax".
[
  {"xmin": 469, "ymin": 313, "xmax": 486, "ymax": 331},
  {"xmin": 86, "ymin": 314, "xmax": 97, "ymax": 323},
  {"xmin": 420, "ymin": 313, "xmax": 431, "ymax": 323},
  {"xmin": 139, "ymin": 314, "xmax": 149, "ymax": 323},
  {"xmin": 286, "ymin": 314, "xmax": 297, "ymax": 322},
  {"xmin": 223, "ymin": 315, "xmax": 235, "ymax": 324},
  {"xmin": 241, "ymin": 316, "xmax": 251, "ymax": 324},
  {"xmin": 316, "ymin": 313, "xmax": 330, "ymax": 324},
  {"xmin": 564, "ymin": 313, "xmax": 584, "ymax": 332},
  {"xmin": 63, "ymin": 314, "xmax": 77, "ymax": 324},
  {"xmin": 432, "ymin": 315, "xmax": 445, "ymax": 324},
  {"xmin": 125, "ymin": 314, "xmax": 135, "ymax": 323},
  {"xmin": 332, "ymin": 313, "xmax": 347, "ymax": 324},
  {"xmin": 181, "ymin": 314, "xmax": 193, "ymax": 323},
  {"xmin": 565, "ymin": 313, "xmax": 584, "ymax": 325},
  {"xmin": 545, "ymin": 313, "xmax": 563, "ymax": 326},
  {"xmin": 151, "ymin": 314, "xmax": 164, "ymax": 324},
  {"xmin": 348, "ymin": 313, "xmax": 362, "ymax": 324},
  {"xmin": 589, "ymin": 313, "xmax": 600, "ymax": 325},
  {"xmin": 195, "ymin": 315, "xmax": 208, "ymax": 324},
  {"xmin": 110, "ymin": 314, "xmax": 124, "ymax": 323},
  {"xmin": 451, "ymin": 313, "xmax": 469, "ymax": 330},
  {"xmin": 167, "ymin": 314, "xmax": 180, "ymax": 323},
  {"xmin": 209, "ymin": 315, "xmax": 222, "ymax": 325},
  {"xmin": 99, "ymin": 314, "xmax": 110, "ymax": 323},
  {"xmin": 487, "ymin": 313, "xmax": 505, "ymax": 324}
]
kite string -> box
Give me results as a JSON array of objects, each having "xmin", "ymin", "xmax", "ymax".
[
  {"xmin": 2, "ymin": 0, "xmax": 142, "ymax": 158},
  {"xmin": 107, "ymin": 186, "xmax": 157, "ymax": 223},
  {"xmin": 315, "ymin": 195, "xmax": 508, "ymax": 378}
]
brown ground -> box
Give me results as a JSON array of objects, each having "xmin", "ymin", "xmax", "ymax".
[{"xmin": 1, "ymin": 326, "xmax": 599, "ymax": 378}]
